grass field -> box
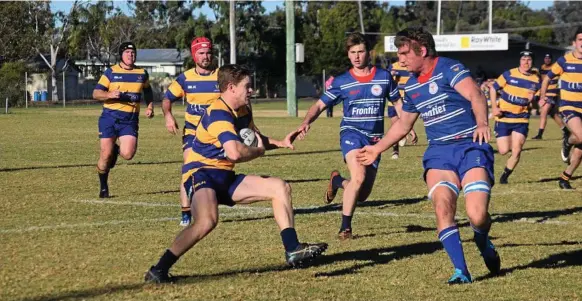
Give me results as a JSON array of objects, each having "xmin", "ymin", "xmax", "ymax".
[{"xmin": 1, "ymin": 104, "xmax": 581, "ymax": 301}]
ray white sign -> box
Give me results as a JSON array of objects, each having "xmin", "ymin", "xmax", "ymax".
[{"xmin": 384, "ymin": 33, "xmax": 508, "ymax": 52}]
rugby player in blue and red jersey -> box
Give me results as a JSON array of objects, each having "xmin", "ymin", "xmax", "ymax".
[
  {"xmin": 289, "ymin": 32, "xmax": 400, "ymax": 240},
  {"xmin": 358, "ymin": 27, "xmax": 500, "ymax": 284}
]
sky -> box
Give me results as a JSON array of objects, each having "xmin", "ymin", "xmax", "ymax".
[{"xmin": 50, "ymin": 0, "xmax": 557, "ymax": 20}]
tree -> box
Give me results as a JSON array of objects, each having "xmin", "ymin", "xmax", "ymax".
[
  {"xmin": 32, "ymin": 0, "xmax": 81, "ymax": 102},
  {"xmin": 69, "ymin": 1, "xmax": 137, "ymax": 67},
  {"xmin": 0, "ymin": 2, "xmax": 50, "ymax": 62},
  {"xmin": 549, "ymin": 1, "xmax": 582, "ymax": 46}
]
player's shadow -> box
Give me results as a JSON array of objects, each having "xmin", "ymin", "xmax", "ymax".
[
  {"xmin": 358, "ymin": 196, "xmax": 427, "ymax": 208},
  {"xmin": 534, "ymin": 175, "xmax": 582, "ymax": 183},
  {"xmin": 310, "ymin": 240, "xmax": 443, "ymax": 277},
  {"xmin": 0, "ymin": 160, "xmax": 182, "ymax": 173},
  {"xmin": 491, "ymin": 147, "xmax": 541, "ymax": 154},
  {"xmin": 474, "ymin": 245, "xmax": 582, "ymax": 282},
  {"xmin": 265, "ymin": 149, "xmax": 341, "ymax": 157},
  {"xmin": 22, "ymin": 264, "xmax": 289, "ymax": 301},
  {"xmin": 491, "ymin": 206, "xmax": 582, "ymax": 224}
]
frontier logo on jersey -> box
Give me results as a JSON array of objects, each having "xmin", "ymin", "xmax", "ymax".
[
  {"xmin": 420, "ymin": 104, "xmax": 446, "ymax": 121},
  {"xmin": 351, "ymin": 106, "xmax": 379, "ymax": 116}
]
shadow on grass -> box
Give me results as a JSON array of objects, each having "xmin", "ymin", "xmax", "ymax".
[
  {"xmin": 311, "ymin": 241, "xmax": 442, "ymax": 277},
  {"xmin": 491, "ymin": 146, "xmax": 542, "ymax": 154},
  {"xmin": 22, "ymin": 264, "xmax": 290, "ymax": 301},
  {"xmin": 474, "ymin": 247, "xmax": 582, "ymax": 282},
  {"xmin": 0, "ymin": 160, "xmax": 182, "ymax": 173},
  {"xmin": 492, "ymin": 206, "xmax": 582, "ymax": 224},
  {"xmin": 535, "ymin": 175, "xmax": 582, "ymax": 183},
  {"xmin": 265, "ymin": 149, "xmax": 341, "ymax": 158}
]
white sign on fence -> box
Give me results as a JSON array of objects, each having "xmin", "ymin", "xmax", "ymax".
[{"xmin": 384, "ymin": 33, "xmax": 509, "ymax": 52}]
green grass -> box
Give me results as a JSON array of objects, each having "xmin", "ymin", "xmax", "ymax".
[{"xmin": 1, "ymin": 106, "xmax": 581, "ymax": 301}]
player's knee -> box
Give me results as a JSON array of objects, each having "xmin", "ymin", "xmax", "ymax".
[
  {"xmin": 272, "ymin": 178, "xmax": 291, "ymax": 201},
  {"xmin": 466, "ymin": 209, "xmax": 489, "ymax": 228},
  {"xmin": 119, "ymin": 149, "xmax": 135, "ymax": 160},
  {"xmin": 195, "ymin": 215, "xmax": 218, "ymax": 233},
  {"xmin": 428, "ymin": 181, "xmax": 459, "ymax": 201},
  {"xmin": 498, "ymin": 148, "xmax": 509, "ymax": 155}
]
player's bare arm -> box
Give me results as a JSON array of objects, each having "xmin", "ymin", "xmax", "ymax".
[
  {"xmin": 223, "ymin": 138, "xmax": 265, "ymax": 163},
  {"xmin": 93, "ymin": 89, "xmax": 120, "ymax": 101},
  {"xmin": 357, "ymin": 111, "xmax": 418, "ymax": 166},
  {"xmin": 161, "ymin": 98, "xmax": 179, "ymax": 135},
  {"xmin": 488, "ymin": 81, "xmax": 501, "ymax": 117},
  {"xmin": 454, "ymin": 77, "xmax": 490, "ymax": 144},
  {"xmin": 293, "ymin": 99, "xmax": 327, "ymax": 140},
  {"xmin": 143, "ymin": 86, "xmax": 154, "ymax": 118},
  {"xmin": 538, "ymin": 76, "xmax": 551, "ymax": 107}
]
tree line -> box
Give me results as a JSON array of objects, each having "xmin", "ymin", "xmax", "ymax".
[{"xmin": 1, "ymin": 0, "xmax": 581, "ymax": 106}]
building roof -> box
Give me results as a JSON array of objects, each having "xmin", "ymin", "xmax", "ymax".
[
  {"xmin": 137, "ymin": 49, "xmax": 190, "ymax": 63},
  {"xmin": 75, "ymin": 48, "xmax": 191, "ymax": 66}
]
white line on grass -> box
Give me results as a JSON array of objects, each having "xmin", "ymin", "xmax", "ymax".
[{"xmin": 0, "ymin": 196, "xmax": 577, "ymax": 234}]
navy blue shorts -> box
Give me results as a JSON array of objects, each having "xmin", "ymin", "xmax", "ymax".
[
  {"xmin": 423, "ymin": 140, "xmax": 495, "ymax": 185},
  {"xmin": 340, "ymin": 130, "xmax": 380, "ymax": 169},
  {"xmin": 98, "ymin": 115, "xmax": 138, "ymax": 139},
  {"xmin": 494, "ymin": 122, "xmax": 528, "ymax": 138},
  {"xmin": 561, "ymin": 110, "xmax": 582, "ymax": 124},
  {"xmin": 387, "ymin": 105, "xmax": 398, "ymax": 118},
  {"xmin": 183, "ymin": 169, "xmax": 246, "ymax": 207},
  {"xmin": 182, "ymin": 134, "xmax": 195, "ymax": 151}
]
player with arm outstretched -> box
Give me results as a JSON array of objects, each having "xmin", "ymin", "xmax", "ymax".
[
  {"xmin": 145, "ymin": 64, "xmax": 327, "ymax": 283},
  {"xmin": 288, "ymin": 33, "xmax": 400, "ymax": 240},
  {"xmin": 357, "ymin": 27, "xmax": 500, "ymax": 284}
]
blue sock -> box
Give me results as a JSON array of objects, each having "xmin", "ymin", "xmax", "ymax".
[
  {"xmin": 280, "ymin": 228, "xmax": 300, "ymax": 252},
  {"xmin": 340, "ymin": 214, "xmax": 352, "ymax": 232},
  {"xmin": 438, "ymin": 225, "xmax": 469, "ymax": 276},
  {"xmin": 332, "ymin": 174, "xmax": 345, "ymax": 190},
  {"xmin": 471, "ymin": 223, "xmax": 495, "ymax": 257}
]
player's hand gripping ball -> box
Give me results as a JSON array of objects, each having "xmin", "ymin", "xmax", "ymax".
[{"xmin": 239, "ymin": 128, "xmax": 258, "ymax": 147}]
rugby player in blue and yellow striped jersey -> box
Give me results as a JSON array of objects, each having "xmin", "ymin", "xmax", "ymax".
[
  {"xmin": 540, "ymin": 27, "xmax": 582, "ymax": 189},
  {"xmin": 490, "ymin": 50, "xmax": 541, "ymax": 184},
  {"xmin": 389, "ymin": 59, "xmax": 418, "ymax": 157},
  {"xmin": 92, "ymin": 42, "xmax": 153, "ymax": 198},
  {"xmin": 145, "ymin": 65, "xmax": 327, "ymax": 283},
  {"xmin": 161, "ymin": 37, "xmax": 220, "ymax": 226},
  {"xmin": 532, "ymin": 53, "xmax": 567, "ymax": 140}
]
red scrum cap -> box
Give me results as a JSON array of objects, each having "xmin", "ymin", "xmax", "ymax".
[{"xmin": 190, "ymin": 37, "xmax": 212, "ymax": 62}]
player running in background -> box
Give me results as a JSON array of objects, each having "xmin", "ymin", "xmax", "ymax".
[
  {"xmin": 358, "ymin": 27, "xmax": 500, "ymax": 284},
  {"xmin": 145, "ymin": 64, "xmax": 327, "ymax": 283},
  {"xmin": 161, "ymin": 37, "xmax": 220, "ymax": 226},
  {"xmin": 489, "ymin": 51, "xmax": 541, "ymax": 184},
  {"xmin": 390, "ymin": 58, "xmax": 418, "ymax": 159},
  {"xmin": 540, "ymin": 28, "xmax": 582, "ymax": 189},
  {"xmin": 92, "ymin": 42, "xmax": 153, "ymax": 198},
  {"xmin": 289, "ymin": 33, "xmax": 400, "ymax": 240},
  {"xmin": 532, "ymin": 53, "xmax": 568, "ymax": 140}
]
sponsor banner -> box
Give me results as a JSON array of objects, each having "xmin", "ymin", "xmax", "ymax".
[{"xmin": 385, "ymin": 33, "xmax": 509, "ymax": 52}]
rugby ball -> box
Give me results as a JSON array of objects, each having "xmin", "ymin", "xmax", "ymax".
[{"xmin": 239, "ymin": 128, "xmax": 258, "ymax": 147}]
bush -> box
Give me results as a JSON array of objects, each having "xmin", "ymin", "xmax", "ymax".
[{"xmin": 0, "ymin": 62, "xmax": 27, "ymax": 107}]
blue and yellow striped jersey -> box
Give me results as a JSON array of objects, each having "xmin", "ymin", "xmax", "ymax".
[
  {"xmin": 547, "ymin": 52, "xmax": 582, "ymax": 114},
  {"xmin": 165, "ymin": 68, "xmax": 220, "ymax": 137},
  {"xmin": 539, "ymin": 64, "xmax": 559, "ymax": 97},
  {"xmin": 95, "ymin": 64, "xmax": 151, "ymax": 120},
  {"xmin": 492, "ymin": 68, "xmax": 540, "ymax": 123},
  {"xmin": 181, "ymin": 98, "xmax": 255, "ymax": 184},
  {"xmin": 390, "ymin": 62, "xmax": 410, "ymax": 99}
]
